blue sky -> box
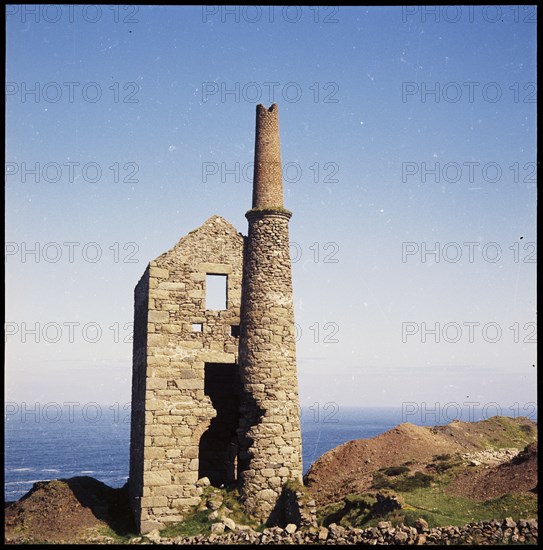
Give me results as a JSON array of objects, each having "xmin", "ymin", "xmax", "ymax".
[{"xmin": 5, "ymin": 5, "xmax": 537, "ymax": 412}]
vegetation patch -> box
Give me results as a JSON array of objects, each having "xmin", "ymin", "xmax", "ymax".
[
  {"xmin": 434, "ymin": 454, "xmax": 452, "ymax": 461},
  {"xmin": 477, "ymin": 417, "xmax": 537, "ymax": 449},
  {"xmin": 432, "ymin": 462, "xmax": 454, "ymax": 473},
  {"xmin": 159, "ymin": 486, "xmax": 261, "ymax": 539},
  {"xmin": 399, "ymin": 488, "xmax": 537, "ymax": 528},
  {"xmin": 319, "ymin": 494, "xmax": 376, "ymax": 528},
  {"xmin": 160, "ymin": 510, "xmax": 211, "ymax": 538},
  {"xmin": 371, "ymin": 471, "xmax": 393, "ymax": 490},
  {"xmin": 372, "ymin": 471, "xmax": 434, "ymax": 492},
  {"xmin": 382, "ymin": 466, "xmax": 410, "ymax": 477},
  {"xmin": 394, "ymin": 472, "xmax": 434, "ymax": 492},
  {"xmin": 427, "ymin": 456, "xmax": 463, "ymax": 474},
  {"xmin": 318, "ymin": 488, "xmax": 537, "ymax": 532}
]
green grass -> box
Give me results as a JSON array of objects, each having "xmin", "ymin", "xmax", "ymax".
[
  {"xmin": 221, "ymin": 488, "xmax": 261, "ymax": 529},
  {"xmin": 159, "ymin": 510, "xmax": 211, "ymax": 538},
  {"xmin": 401, "ymin": 487, "xmax": 538, "ymax": 528},
  {"xmin": 475, "ymin": 417, "xmax": 537, "ymax": 450},
  {"xmin": 318, "ymin": 494, "xmax": 377, "ymax": 528},
  {"xmin": 320, "ymin": 489, "xmax": 537, "ymax": 531},
  {"xmin": 158, "ymin": 486, "xmax": 262, "ymax": 539},
  {"xmin": 395, "ymin": 472, "xmax": 434, "ymax": 492},
  {"xmin": 425, "ymin": 455, "xmax": 464, "ymax": 475},
  {"xmin": 372, "ymin": 470, "xmax": 435, "ymax": 492}
]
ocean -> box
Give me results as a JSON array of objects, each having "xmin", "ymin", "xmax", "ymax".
[{"xmin": 4, "ymin": 404, "xmax": 536, "ymax": 502}]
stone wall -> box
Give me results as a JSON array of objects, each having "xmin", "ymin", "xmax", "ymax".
[
  {"xmin": 129, "ymin": 215, "xmax": 244, "ymax": 533},
  {"xmin": 128, "ymin": 265, "xmax": 150, "ymax": 528},
  {"xmin": 138, "ymin": 517, "xmax": 539, "ymax": 545}
]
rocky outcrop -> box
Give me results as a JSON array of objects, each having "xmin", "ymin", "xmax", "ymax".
[{"xmin": 461, "ymin": 447, "xmax": 519, "ymax": 467}]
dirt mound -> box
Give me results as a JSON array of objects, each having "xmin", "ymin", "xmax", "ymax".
[
  {"xmin": 304, "ymin": 416, "xmax": 537, "ymax": 506},
  {"xmin": 4, "ymin": 477, "xmax": 133, "ymax": 544},
  {"xmin": 303, "ymin": 422, "xmax": 458, "ymax": 505},
  {"xmin": 448, "ymin": 442, "xmax": 538, "ymax": 500}
]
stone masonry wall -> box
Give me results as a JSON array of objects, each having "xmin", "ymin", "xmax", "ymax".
[
  {"xmin": 238, "ymin": 209, "xmax": 303, "ymax": 521},
  {"xmin": 129, "ymin": 265, "xmax": 150, "ymax": 526},
  {"xmin": 129, "ymin": 215, "xmax": 244, "ymax": 533}
]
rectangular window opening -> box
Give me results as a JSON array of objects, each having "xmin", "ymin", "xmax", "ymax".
[
  {"xmin": 192, "ymin": 323, "xmax": 203, "ymax": 332},
  {"xmin": 206, "ymin": 274, "xmax": 227, "ymax": 310},
  {"xmin": 230, "ymin": 325, "xmax": 240, "ymax": 338}
]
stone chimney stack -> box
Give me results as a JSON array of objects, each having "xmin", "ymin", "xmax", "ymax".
[
  {"xmin": 237, "ymin": 104, "xmax": 303, "ymax": 521},
  {"xmin": 252, "ymin": 103, "xmax": 284, "ymax": 209}
]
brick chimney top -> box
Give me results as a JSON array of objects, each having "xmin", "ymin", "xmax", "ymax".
[{"xmin": 251, "ymin": 104, "xmax": 284, "ymax": 210}]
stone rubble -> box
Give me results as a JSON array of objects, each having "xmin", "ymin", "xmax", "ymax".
[{"xmin": 461, "ymin": 448, "xmax": 519, "ymax": 467}]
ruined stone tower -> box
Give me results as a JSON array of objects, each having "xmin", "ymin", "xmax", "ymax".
[
  {"xmin": 129, "ymin": 104, "xmax": 302, "ymax": 532},
  {"xmin": 237, "ymin": 104, "xmax": 303, "ymax": 520}
]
